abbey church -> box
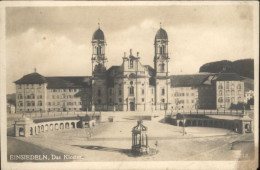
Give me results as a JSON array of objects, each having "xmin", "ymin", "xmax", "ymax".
[
  {"xmin": 91, "ymin": 26, "xmax": 171, "ymax": 111},
  {"xmin": 14, "ymin": 26, "xmax": 245, "ymax": 113}
]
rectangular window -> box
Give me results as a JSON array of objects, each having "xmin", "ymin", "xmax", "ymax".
[
  {"xmin": 98, "ymin": 89, "xmax": 101, "ymax": 97},
  {"xmin": 142, "ymin": 89, "xmax": 144, "ymax": 95},
  {"xmin": 142, "ymin": 98, "xmax": 145, "ymax": 102},
  {"xmin": 119, "ymin": 98, "xmax": 122, "ymax": 103},
  {"xmin": 161, "ymin": 88, "xmax": 165, "ymax": 95},
  {"xmin": 119, "ymin": 89, "xmax": 122, "ymax": 95}
]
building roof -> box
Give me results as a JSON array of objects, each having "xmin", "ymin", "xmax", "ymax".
[
  {"xmin": 14, "ymin": 72, "xmax": 92, "ymax": 88},
  {"xmin": 214, "ymin": 73, "xmax": 244, "ymax": 81},
  {"xmin": 155, "ymin": 28, "xmax": 168, "ymax": 40},
  {"xmin": 170, "ymin": 74, "xmax": 212, "ymax": 87},
  {"xmin": 14, "ymin": 72, "xmax": 47, "ymax": 84},
  {"xmin": 144, "ymin": 65, "xmax": 155, "ymax": 77},
  {"xmin": 106, "ymin": 66, "xmax": 121, "ymax": 87},
  {"xmin": 170, "ymin": 73, "xmax": 244, "ymax": 87},
  {"xmin": 46, "ymin": 76, "xmax": 92, "ymax": 89},
  {"xmin": 92, "ymin": 28, "xmax": 105, "ymax": 41}
]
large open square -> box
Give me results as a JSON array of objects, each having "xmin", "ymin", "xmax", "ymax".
[{"xmin": 8, "ymin": 116, "xmax": 254, "ymax": 162}]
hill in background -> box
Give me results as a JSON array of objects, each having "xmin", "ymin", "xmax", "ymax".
[{"xmin": 199, "ymin": 59, "xmax": 254, "ymax": 79}]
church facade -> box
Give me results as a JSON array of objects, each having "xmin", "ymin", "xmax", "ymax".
[
  {"xmin": 14, "ymin": 26, "xmax": 245, "ymax": 113},
  {"xmin": 91, "ymin": 26, "xmax": 170, "ymax": 112}
]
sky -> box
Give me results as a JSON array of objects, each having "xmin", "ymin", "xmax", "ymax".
[{"xmin": 6, "ymin": 5, "xmax": 255, "ymax": 94}]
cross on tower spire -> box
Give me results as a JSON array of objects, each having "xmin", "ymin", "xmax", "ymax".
[{"xmin": 98, "ymin": 18, "xmax": 100, "ymax": 29}]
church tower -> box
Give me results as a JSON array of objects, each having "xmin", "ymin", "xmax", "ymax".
[
  {"xmin": 91, "ymin": 24, "xmax": 107, "ymax": 76},
  {"xmin": 154, "ymin": 25, "xmax": 170, "ymax": 110},
  {"xmin": 154, "ymin": 25, "xmax": 169, "ymax": 76},
  {"xmin": 91, "ymin": 24, "xmax": 108, "ymax": 111}
]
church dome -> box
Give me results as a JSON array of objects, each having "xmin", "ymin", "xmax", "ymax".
[
  {"xmin": 92, "ymin": 28, "xmax": 105, "ymax": 41},
  {"xmin": 155, "ymin": 28, "xmax": 168, "ymax": 40}
]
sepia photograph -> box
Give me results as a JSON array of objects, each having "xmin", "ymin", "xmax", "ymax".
[{"xmin": 0, "ymin": 1, "xmax": 259, "ymax": 170}]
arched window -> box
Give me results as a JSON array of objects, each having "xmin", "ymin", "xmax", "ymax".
[
  {"xmin": 130, "ymin": 86, "xmax": 134, "ymax": 96},
  {"xmin": 159, "ymin": 46, "xmax": 163, "ymax": 54},
  {"xmin": 226, "ymin": 90, "xmax": 230, "ymax": 95},
  {"xmin": 218, "ymin": 97, "xmax": 223, "ymax": 103},
  {"xmin": 226, "ymin": 82, "xmax": 230, "ymax": 89},
  {"xmin": 231, "ymin": 90, "xmax": 235, "ymax": 96},
  {"xmin": 218, "ymin": 84, "xmax": 223, "ymax": 89},
  {"xmin": 162, "ymin": 46, "xmax": 165, "ymax": 54},
  {"xmin": 237, "ymin": 84, "xmax": 241, "ymax": 89},
  {"xmin": 130, "ymin": 59, "xmax": 134, "ymax": 68},
  {"xmin": 97, "ymin": 46, "xmax": 102, "ymax": 55},
  {"xmin": 225, "ymin": 97, "xmax": 230, "ymax": 103},
  {"xmin": 159, "ymin": 63, "xmax": 165, "ymax": 72},
  {"xmin": 219, "ymin": 90, "xmax": 222, "ymax": 95}
]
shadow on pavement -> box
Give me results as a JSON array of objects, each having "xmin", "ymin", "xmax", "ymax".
[{"xmin": 72, "ymin": 145, "xmax": 158, "ymax": 157}]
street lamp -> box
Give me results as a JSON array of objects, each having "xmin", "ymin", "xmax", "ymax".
[
  {"xmin": 182, "ymin": 114, "xmax": 186, "ymax": 136},
  {"xmin": 164, "ymin": 103, "xmax": 167, "ymax": 122}
]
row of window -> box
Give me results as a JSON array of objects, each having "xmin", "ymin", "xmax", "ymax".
[
  {"xmin": 175, "ymin": 99, "xmax": 196, "ymax": 104},
  {"xmin": 50, "ymin": 89, "xmax": 79, "ymax": 93},
  {"xmin": 48, "ymin": 102, "xmax": 82, "ymax": 106},
  {"xmin": 48, "ymin": 94, "xmax": 77, "ymax": 99},
  {"xmin": 218, "ymin": 97, "xmax": 242, "ymax": 103},
  {"xmin": 17, "ymin": 84, "xmax": 42, "ymax": 89},
  {"xmin": 174, "ymin": 92, "xmax": 195, "ymax": 97},
  {"xmin": 218, "ymin": 83, "xmax": 242, "ymax": 90},
  {"xmin": 108, "ymin": 89, "xmax": 122, "ymax": 96},
  {"xmin": 48, "ymin": 108, "xmax": 82, "ymax": 112},
  {"xmin": 17, "ymin": 94, "xmax": 43, "ymax": 99},
  {"xmin": 218, "ymin": 90, "xmax": 242, "ymax": 96},
  {"xmin": 18, "ymin": 101, "xmax": 42, "ymax": 107}
]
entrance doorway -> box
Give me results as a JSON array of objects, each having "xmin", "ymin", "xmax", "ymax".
[
  {"xmin": 19, "ymin": 128, "xmax": 24, "ymax": 136},
  {"xmin": 130, "ymin": 102, "xmax": 135, "ymax": 111}
]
